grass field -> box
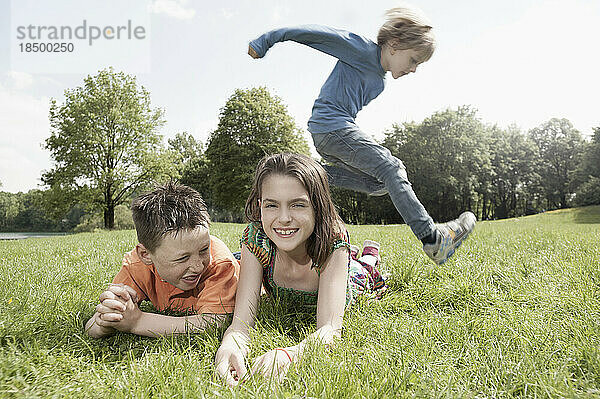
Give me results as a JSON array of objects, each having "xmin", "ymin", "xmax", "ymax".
[{"xmin": 1, "ymin": 206, "xmax": 599, "ymax": 398}]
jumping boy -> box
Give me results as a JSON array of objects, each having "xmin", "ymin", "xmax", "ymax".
[
  {"xmin": 85, "ymin": 182, "xmax": 239, "ymax": 338},
  {"xmin": 248, "ymin": 5, "xmax": 476, "ymax": 265}
]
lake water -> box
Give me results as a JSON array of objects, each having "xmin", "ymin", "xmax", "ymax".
[{"xmin": 0, "ymin": 232, "xmax": 68, "ymax": 240}]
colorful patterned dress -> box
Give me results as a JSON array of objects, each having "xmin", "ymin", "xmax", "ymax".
[{"xmin": 241, "ymin": 222, "xmax": 386, "ymax": 310}]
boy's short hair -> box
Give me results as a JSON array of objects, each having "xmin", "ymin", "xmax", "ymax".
[
  {"xmin": 377, "ymin": 5, "xmax": 436, "ymax": 63},
  {"xmin": 131, "ymin": 182, "xmax": 210, "ymax": 253}
]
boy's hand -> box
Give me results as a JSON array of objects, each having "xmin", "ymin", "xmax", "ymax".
[
  {"xmin": 248, "ymin": 45, "xmax": 260, "ymax": 59},
  {"xmin": 109, "ymin": 283, "xmax": 139, "ymax": 303},
  {"xmin": 88, "ymin": 312, "xmax": 117, "ymax": 337},
  {"xmin": 99, "ymin": 285, "xmax": 143, "ymax": 334},
  {"xmin": 96, "ymin": 284, "xmax": 138, "ymax": 322},
  {"xmin": 94, "ymin": 294, "xmax": 143, "ymax": 333}
]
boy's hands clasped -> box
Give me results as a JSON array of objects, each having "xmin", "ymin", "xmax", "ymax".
[{"xmin": 93, "ymin": 283, "xmax": 142, "ymax": 334}]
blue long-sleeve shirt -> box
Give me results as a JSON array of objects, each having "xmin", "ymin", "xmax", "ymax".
[{"xmin": 249, "ymin": 25, "xmax": 387, "ymax": 134}]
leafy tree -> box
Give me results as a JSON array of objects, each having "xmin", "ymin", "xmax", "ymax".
[
  {"xmin": 168, "ymin": 131, "xmax": 205, "ymax": 170},
  {"xmin": 73, "ymin": 204, "xmax": 135, "ymax": 232},
  {"xmin": 42, "ymin": 68, "xmax": 175, "ymax": 229},
  {"xmin": 0, "ymin": 190, "xmax": 73, "ymax": 232},
  {"xmin": 574, "ymin": 126, "xmax": 600, "ymax": 205},
  {"xmin": 12, "ymin": 190, "xmax": 62, "ymax": 231},
  {"xmin": 167, "ymin": 132, "xmax": 213, "ymax": 209},
  {"xmin": 528, "ymin": 118, "xmax": 585, "ymax": 209},
  {"xmin": 486, "ymin": 125, "xmax": 541, "ymax": 219},
  {"xmin": 0, "ymin": 192, "xmax": 22, "ymax": 230},
  {"xmin": 205, "ymin": 87, "xmax": 310, "ymax": 216},
  {"xmin": 382, "ymin": 106, "xmax": 490, "ymax": 221},
  {"xmin": 329, "ymin": 187, "xmax": 401, "ymax": 225}
]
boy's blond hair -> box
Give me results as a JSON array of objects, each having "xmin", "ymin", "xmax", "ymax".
[{"xmin": 377, "ymin": 5, "xmax": 436, "ymax": 63}]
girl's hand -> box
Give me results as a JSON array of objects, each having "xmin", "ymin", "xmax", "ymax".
[
  {"xmin": 250, "ymin": 347, "xmax": 294, "ymax": 383},
  {"xmin": 215, "ymin": 344, "xmax": 248, "ymax": 386}
]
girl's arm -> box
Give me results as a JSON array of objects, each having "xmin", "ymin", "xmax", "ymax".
[
  {"xmin": 250, "ymin": 246, "xmax": 349, "ymax": 378},
  {"xmin": 215, "ymin": 245, "xmax": 263, "ymax": 386},
  {"xmin": 249, "ymin": 25, "xmax": 374, "ymax": 68}
]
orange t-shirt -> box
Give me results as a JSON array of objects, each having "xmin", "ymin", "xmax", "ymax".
[{"xmin": 112, "ymin": 236, "xmax": 239, "ymax": 314}]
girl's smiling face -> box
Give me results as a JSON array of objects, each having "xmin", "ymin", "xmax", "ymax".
[{"xmin": 259, "ymin": 174, "xmax": 315, "ymax": 256}]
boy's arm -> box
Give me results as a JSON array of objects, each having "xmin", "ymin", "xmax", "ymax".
[
  {"xmin": 91, "ymin": 284, "xmax": 229, "ymax": 337},
  {"xmin": 126, "ymin": 312, "xmax": 228, "ymax": 337},
  {"xmin": 85, "ymin": 283, "xmax": 137, "ymax": 339},
  {"xmin": 249, "ymin": 25, "xmax": 372, "ymax": 66}
]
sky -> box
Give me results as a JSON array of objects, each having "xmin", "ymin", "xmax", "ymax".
[{"xmin": 0, "ymin": 0, "xmax": 599, "ymax": 193}]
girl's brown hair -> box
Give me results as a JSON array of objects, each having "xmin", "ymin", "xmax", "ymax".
[{"xmin": 245, "ymin": 153, "xmax": 344, "ymax": 268}]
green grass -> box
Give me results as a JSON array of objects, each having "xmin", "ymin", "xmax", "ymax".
[{"xmin": 1, "ymin": 207, "xmax": 600, "ymax": 398}]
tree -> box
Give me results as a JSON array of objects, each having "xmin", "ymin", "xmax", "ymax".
[
  {"xmin": 382, "ymin": 106, "xmax": 490, "ymax": 221},
  {"xmin": 528, "ymin": 118, "xmax": 585, "ymax": 209},
  {"xmin": 42, "ymin": 68, "xmax": 175, "ymax": 229},
  {"xmin": 168, "ymin": 131, "xmax": 205, "ymax": 171},
  {"xmin": 205, "ymin": 87, "xmax": 310, "ymax": 216},
  {"xmin": 167, "ymin": 132, "xmax": 215, "ymax": 212},
  {"xmin": 0, "ymin": 192, "xmax": 22, "ymax": 230},
  {"xmin": 574, "ymin": 126, "xmax": 600, "ymax": 205},
  {"xmin": 486, "ymin": 125, "xmax": 541, "ymax": 219}
]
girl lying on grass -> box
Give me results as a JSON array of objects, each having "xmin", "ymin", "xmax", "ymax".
[{"xmin": 215, "ymin": 153, "xmax": 386, "ymax": 385}]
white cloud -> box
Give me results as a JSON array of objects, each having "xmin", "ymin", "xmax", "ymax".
[
  {"xmin": 221, "ymin": 7, "xmax": 235, "ymax": 20},
  {"xmin": 5, "ymin": 71, "xmax": 34, "ymax": 90},
  {"xmin": 422, "ymin": 0, "xmax": 600, "ymax": 134},
  {"xmin": 270, "ymin": 4, "xmax": 292, "ymax": 23},
  {"xmin": 148, "ymin": 0, "xmax": 196, "ymax": 20},
  {"xmin": 0, "ymin": 75, "xmax": 51, "ymax": 193}
]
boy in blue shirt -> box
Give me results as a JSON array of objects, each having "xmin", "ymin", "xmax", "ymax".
[{"xmin": 248, "ymin": 6, "xmax": 476, "ymax": 265}]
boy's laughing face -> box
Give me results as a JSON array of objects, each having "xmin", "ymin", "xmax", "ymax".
[{"xmin": 138, "ymin": 226, "xmax": 211, "ymax": 291}]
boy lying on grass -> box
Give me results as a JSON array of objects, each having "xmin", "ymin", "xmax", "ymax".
[{"xmin": 85, "ymin": 182, "xmax": 240, "ymax": 338}]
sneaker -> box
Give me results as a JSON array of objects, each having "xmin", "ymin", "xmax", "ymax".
[
  {"xmin": 423, "ymin": 211, "xmax": 476, "ymax": 265},
  {"xmin": 349, "ymin": 245, "xmax": 360, "ymax": 261},
  {"xmin": 361, "ymin": 240, "xmax": 380, "ymax": 261}
]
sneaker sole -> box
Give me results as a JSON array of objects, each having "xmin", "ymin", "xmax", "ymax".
[{"xmin": 437, "ymin": 225, "xmax": 472, "ymax": 265}]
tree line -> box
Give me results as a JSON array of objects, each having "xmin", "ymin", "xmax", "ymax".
[{"xmin": 1, "ymin": 69, "xmax": 598, "ymax": 231}]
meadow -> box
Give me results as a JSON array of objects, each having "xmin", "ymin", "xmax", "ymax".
[{"xmin": 1, "ymin": 206, "xmax": 599, "ymax": 398}]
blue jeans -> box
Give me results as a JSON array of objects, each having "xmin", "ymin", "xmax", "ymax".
[{"xmin": 312, "ymin": 126, "xmax": 435, "ymax": 239}]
